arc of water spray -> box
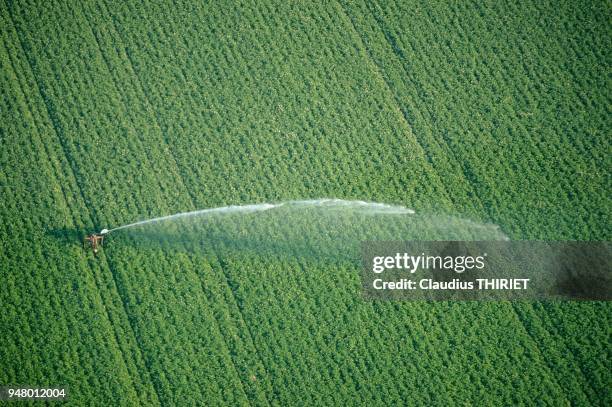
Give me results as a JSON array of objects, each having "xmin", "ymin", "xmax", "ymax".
[{"xmin": 101, "ymin": 199, "xmax": 415, "ymax": 234}]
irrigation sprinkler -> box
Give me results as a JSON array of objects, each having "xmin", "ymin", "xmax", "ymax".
[{"xmin": 84, "ymin": 229, "xmax": 109, "ymax": 255}]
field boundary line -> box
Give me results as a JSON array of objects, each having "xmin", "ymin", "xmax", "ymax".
[
  {"xmin": 1, "ymin": 4, "xmax": 151, "ymax": 403},
  {"xmin": 79, "ymin": 6, "xmax": 182, "ymax": 205},
  {"xmin": 92, "ymin": 0, "xmax": 193, "ymax": 199},
  {"xmin": 0, "ymin": 32, "xmax": 72, "ymax": 227},
  {"xmin": 213, "ymin": 254, "xmax": 276, "ymax": 405}
]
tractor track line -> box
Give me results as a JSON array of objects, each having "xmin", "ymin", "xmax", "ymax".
[
  {"xmin": 356, "ymin": 0, "xmax": 591, "ymax": 401},
  {"xmin": 94, "ymin": 10, "xmax": 253, "ymax": 407},
  {"xmin": 337, "ymin": 1, "xmax": 576, "ymax": 403},
  {"xmin": 103, "ymin": 0, "xmax": 275, "ymax": 399},
  {"xmin": 335, "ymin": 0, "xmax": 457, "ymax": 213},
  {"xmin": 93, "ymin": 1, "xmax": 269, "ymax": 403},
  {"xmin": 363, "ymin": 0, "xmax": 574, "ymax": 399},
  {"xmin": 83, "ymin": 2, "xmax": 235, "ymax": 404},
  {"xmin": 83, "ymin": 0, "xmax": 254, "ymax": 402},
  {"xmin": 2, "ymin": 3, "xmax": 149, "ymax": 402}
]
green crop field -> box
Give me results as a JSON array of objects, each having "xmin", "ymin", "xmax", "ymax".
[{"xmin": 0, "ymin": 0, "xmax": 610, "ymax": 405}]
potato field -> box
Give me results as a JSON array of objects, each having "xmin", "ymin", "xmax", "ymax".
[{"xmin": 0, "ymin": 0, "xmax": 609, "ymax": 405}]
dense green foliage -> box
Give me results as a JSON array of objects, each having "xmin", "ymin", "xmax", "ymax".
[{"xmin": 0, "ymin": 0, "xmax": 609, "ymax": 405}]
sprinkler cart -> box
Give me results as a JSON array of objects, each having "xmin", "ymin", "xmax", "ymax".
[{"xmin": 84, "ymin": 229, "xmax": 109, "ymax": 255}]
